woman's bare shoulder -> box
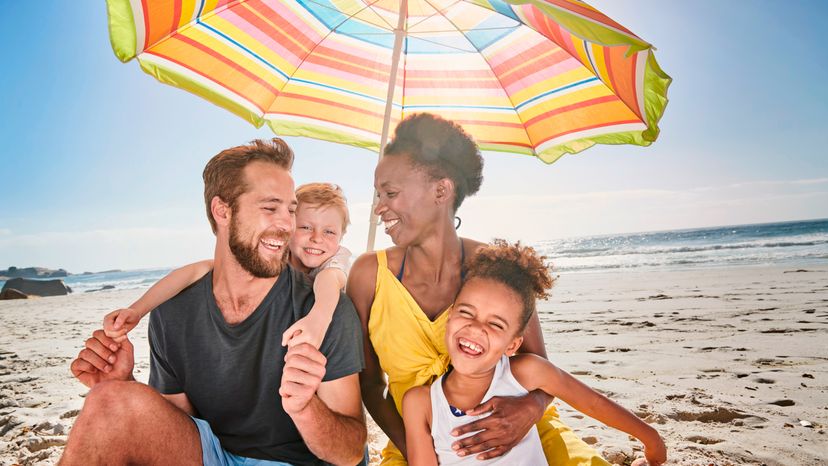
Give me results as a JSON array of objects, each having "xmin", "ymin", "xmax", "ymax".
[
  {"xmin": 383, "ymin": 245, "xmax": 407, "ymax": 273},
  {"xmin": 461, "ymin": 238, "xmax": 488, "ymax": 257}
]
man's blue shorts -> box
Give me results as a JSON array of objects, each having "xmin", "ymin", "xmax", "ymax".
[{"xmin": 191, "ymin": 417, "xmax": 293, "ymax": 466}]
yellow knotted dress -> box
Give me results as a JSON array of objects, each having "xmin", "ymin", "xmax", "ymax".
[{"xmin": 368, "ymin": 250, "xmax": 609, "ymax": 465}]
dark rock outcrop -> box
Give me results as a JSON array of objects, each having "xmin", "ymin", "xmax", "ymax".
[
  {"xmin": 85, "ymin": 285, "xmax": 116, "ymax": 293},
  {"xmin": 0, "ymin": 267, "xmax": 69, "ymax": 279},
  {"xmin": 1, "ymin": 278, "xmax": 71, "ymax": 297},
  {"xmin": 0, "ymin": 288, "xmax": 28, "ymax": 300}
]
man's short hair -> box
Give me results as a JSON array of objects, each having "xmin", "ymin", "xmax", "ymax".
[
  {"xmin": 295, "ymin": 183, "xmax": 350, "ymax": 234},
  {"xmin": 203, "ymin": 138, "xmax": 294, "ymax": 233}
]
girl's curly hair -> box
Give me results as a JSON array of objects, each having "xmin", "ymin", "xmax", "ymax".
[{"xmin": 464, "ymin": 239, "xmax": 554, "ymax": 333}]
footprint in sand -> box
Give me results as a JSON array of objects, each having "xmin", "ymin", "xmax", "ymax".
[
  {"xmin": 668, "ymin": 407, "xmax": 764, "ymax": 425},
  {"xmin": 769, "ymin": 399, "xmax": 795, "ymax": 407},
  {"xmin": 686, "ymin": 435, "xmax": 724, "ymax": 445}
]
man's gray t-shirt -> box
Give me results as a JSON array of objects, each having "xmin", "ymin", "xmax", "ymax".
[{"xmin": 148, "ymin": 266, "xmax": 364, "ymax": 465}]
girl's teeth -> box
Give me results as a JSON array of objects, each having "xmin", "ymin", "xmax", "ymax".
[{"xmin": 459, "ymin": 338, "xmax": 483, "ymax": 354}]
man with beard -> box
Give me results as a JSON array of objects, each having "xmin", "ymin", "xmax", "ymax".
[{"xmin": 60, "ymin": 139, "xmax": 366, "ymax": 466}]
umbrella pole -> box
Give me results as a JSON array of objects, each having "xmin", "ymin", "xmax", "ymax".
[{"xmin": 366, "ymin": 0, "xmax": 408, "ymax": 252}]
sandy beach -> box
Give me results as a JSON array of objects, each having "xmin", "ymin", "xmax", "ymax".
[{"xmin": 0, "ymin": 264, "xmax": 825, "ymax": 465}]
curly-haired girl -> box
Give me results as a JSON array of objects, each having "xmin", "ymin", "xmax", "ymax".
[{"xmin": 402, "ymin": 240, "xmax": 667, "ymax": 466}]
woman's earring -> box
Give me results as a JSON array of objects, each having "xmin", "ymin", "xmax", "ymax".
[{"xmin": 455, "ymin": 216, "xmax": 462, "ymax": 230}]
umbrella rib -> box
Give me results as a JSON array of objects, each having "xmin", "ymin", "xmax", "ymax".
[
  {"xmin": 404, "ymin": 0, "xmax": 464, "ymax": 31},
  {"xmin": 301, "ymin": 0, "xmax": 395, "ymax": 31},
  {"xmin": 265, "ymin": 0, "xmax": 392, "ymax": 115},
  {"xmin": 420, "ymin": 0, "xmax": 534, "ymax": 150},
  {"xmin": 401, "ymin": 4, "xmax": 409, "ymax": 122},
  {"xmin": 365, "ymin": 3, "xmax": 397, "ymax": 31},
  {"xmin": 344, "ymin": 26, "xmax": 517, "ymax": 34}
]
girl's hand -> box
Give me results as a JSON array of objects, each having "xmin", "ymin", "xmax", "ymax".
[
  {"xmin": 281, "ymin": 310, "xmax": 330, "ymax": 349},
  {"xmin": 642, "ymin": 435, "xmax": 667, "ymax": 466},
  {"xmin": 449, "ymin": 393, "xmax": 545, "ymax": 460},
  {"xmin": 102, "ymin": 308, "xmax": 141, "ymax": 342}
]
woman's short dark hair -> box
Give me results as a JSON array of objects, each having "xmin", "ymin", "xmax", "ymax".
[{"xmin": 384, "ymin": 113, "xmax": 483, "ymax": 211}]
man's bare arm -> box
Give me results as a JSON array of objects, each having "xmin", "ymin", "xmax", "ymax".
[
  {"xmin": 162, "ymin": 393, "xmax": 196, "ymax": 417},
  {"xmin": 280, "ymin": 344, "xmax": 365, "ymax": 465}
]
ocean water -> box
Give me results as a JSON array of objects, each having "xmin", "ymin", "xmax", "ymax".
[
  {"xmin": 2, "ymin": 219, "xmax": 827, "ymax": 293},
  {"xmin": 0, "ymin": 268, "xmax": 172, "ymax": 295},
  {"xmin": 536, "ymin": 218, "xmax": 828, "ymax": 273}
]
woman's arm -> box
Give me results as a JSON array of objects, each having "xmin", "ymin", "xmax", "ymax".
[
  {"xmin": 346, "ymin": 253, "xmax": 409, "ymax": 457},
  {"xmin": 402, "ymin": 386, "xmax": 438, "ymax": 466},
  {"xmin": 103, "ymin": 260, "xmax": 214, "ymax": 339},
  {"xmin": 513, "ymin": 354, "xmax": 667, "ymax": 465}
]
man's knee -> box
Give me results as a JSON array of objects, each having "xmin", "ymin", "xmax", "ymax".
[{"xmin": 82, "ymin": 381, "xmax": 159, "ymax": 423}]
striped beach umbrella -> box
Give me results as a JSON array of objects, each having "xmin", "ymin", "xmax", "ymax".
[{"xmin": 106, "ymin": 0, "xmax": 670, "ymax": 247}]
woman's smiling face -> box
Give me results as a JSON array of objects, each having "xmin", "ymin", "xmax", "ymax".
[{"xmin": 373, "ymin": 155, "xmax": 441, "ymax": 247}]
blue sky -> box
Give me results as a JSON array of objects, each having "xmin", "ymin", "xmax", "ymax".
[{"xmin": 1, "ymin": 1, "xmax": 826, "ymax": 272}]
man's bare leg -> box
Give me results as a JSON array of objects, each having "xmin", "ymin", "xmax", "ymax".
[{"xmin": 60, "ymin": 381, "xmax": 202, "ymax": 466}]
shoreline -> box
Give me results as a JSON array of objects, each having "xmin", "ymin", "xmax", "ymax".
[{"xmin": 1, "ymin": 264, "xmax": 826, "ymax": 465}]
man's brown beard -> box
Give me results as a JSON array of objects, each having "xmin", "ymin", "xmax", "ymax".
[{"xmin": 229, "ymin": 215, "xmax": 290, "ymax": 278}]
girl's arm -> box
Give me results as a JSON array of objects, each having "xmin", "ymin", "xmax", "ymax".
[
  {"xmin": 402, "ymin": 386, "xmax": 438, "ymax": 466},
  {"xmin": 346, "ymin": 253, "xmax": 409, "ymax": 457},
  {"xmin": 103, "ymin": 260, "xmax": 214, "ymax": 339},
  {"xmin": 282, "ymin": 267, "xmax": 347, "ymax": 348},
  {"xmin": 512, "ymin": 354, "xmax": 667, "ymax": 465}
]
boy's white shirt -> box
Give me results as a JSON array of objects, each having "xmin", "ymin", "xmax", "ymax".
[{"xmin": 307, "ymin": 246, "xmax": 352, "ymax": 281}]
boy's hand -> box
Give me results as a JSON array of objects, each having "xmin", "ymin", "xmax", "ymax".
[
  {"xmin": 281, "ymin": 310, "xmax": 331, "ymax": 349},
  {"xmin": 103, "ymin": 308, "xmax": 141, "ymax": 342}
]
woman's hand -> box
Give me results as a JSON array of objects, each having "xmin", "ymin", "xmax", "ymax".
[{"xmin": 450, "ymin": 392, "xmax": 546, "ymax": 460}]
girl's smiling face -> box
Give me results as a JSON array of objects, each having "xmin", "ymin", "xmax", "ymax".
[{"xmin": 445, "ymin": 278, "xmax": 525, "ymax": 376}]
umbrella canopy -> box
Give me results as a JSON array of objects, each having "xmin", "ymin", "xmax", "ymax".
[{"xmin": 106, "ymin": 0, "xmax": 670, "ymax": 164}]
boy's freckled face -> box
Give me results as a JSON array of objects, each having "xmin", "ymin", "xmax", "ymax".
[
  {"xmin": 446, "ymin": 278, "xmax": 524, "ymax": 375},
  {"xmin": 289, "ymin": 204, "xmax": 344, "ymax": 271}
]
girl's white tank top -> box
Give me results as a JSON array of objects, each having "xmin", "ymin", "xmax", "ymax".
[{"xmin": 430, "ymin": 355, "xmax": 546, "ymax": 465}]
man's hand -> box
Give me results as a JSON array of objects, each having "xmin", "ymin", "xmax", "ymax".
[
  {"xmin": 70, "ymin": 330, "xmax": 135, "ymax": 388},
  {"xmin": 279, "ymin": 343, "xmax": 326, "ymax": 415},
  {"xmin": 451, "ymin": 394, "xmax": 544, "ymax": 460},
  {"xmin": 102, "ymin": 308, "xmax": 141, "ymax": 342}
]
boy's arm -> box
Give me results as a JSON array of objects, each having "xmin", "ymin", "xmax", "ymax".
[
  {"xmin": 282, "ymin": 267, "xmax": 346, "ymax": 347},
  {"xmin": 130, "ymin": 260, "xmax": 215, "ymax": 316},
  {"xmin": 104, "ymin": 260, "xmax": 214, "ymax": 339},
  {"xmin": 512, "ymin": 354, "xmax": 667, "ymax": 465},
  {"xmin": 403, "ymin": 386, "xmax": 438, "ymax": 466}
]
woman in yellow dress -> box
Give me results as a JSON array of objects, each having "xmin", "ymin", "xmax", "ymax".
[{"xmin": 347, "ymin": 113, "xmax": 609, "ymax": 465}]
